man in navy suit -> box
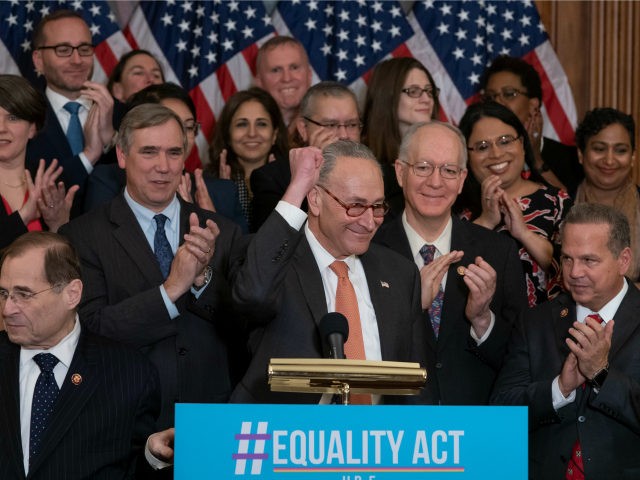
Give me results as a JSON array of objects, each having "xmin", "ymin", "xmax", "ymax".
[
  {"xmin": 0, "ymin": 231, "xmax": 160, "ymax": 479},
  {"xmin": 232, "ymin": 140, "xmax": 427, "ymax": 404},
  {"xmin": 27, "ymin": 10, "xmax": 118, "ymax": 216},
  {"xmin": 374, "ymin": 121, "xmax": 527, "ymax": 405},
  {"xmin": 492, "ymin": 203, "xmax": 640, "ymax": 479}
]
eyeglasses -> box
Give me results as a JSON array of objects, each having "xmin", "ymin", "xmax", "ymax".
[
  {"xmin": 481, "ymin": 87, "xmax": 528, "ymax": 103},
  {"xmin": 400, "ymin": 160, "xmax": 463, "ymax": 179},
  {"xmin": 467, "ymin": 134, "xmax": 522, "ymax": 154},
  {"xmin": 401, "ymin": 85, "xmax": 440, "ymax": 99},
  {"xmin": 0, "ymin": 284, "xmax": 63, "ymax": 306},
  {"xmin": 37, "ymin": 43, "xmax": 95, "ymax": 57},
  {"xmin": 183, "ymin": 121, "xmax": 200, "ymax": 136},
  {"xmin": 303, "ymin": 117, "xmax": 363, "ymax": 133},
  {"xmin": 317, "ymin": 184, "xmax": 389, "ymax": 218}
]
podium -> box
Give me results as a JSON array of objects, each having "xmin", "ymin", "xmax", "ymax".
[{"xmin": 268, "ymin": 358, "xmax": 427, "ymax": 404}]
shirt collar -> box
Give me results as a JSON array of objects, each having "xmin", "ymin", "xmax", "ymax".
[
  {"xmin": 576, "ymin": 279, "xmax": 628, "ymax": 323},
  {"xmin": 20, "ymin": 314, "xmax": 81, "ymax": 370},
  {"xmin": 45, "ymin": 87, "xmax": 92, "ymax": 114},
  {"xmin": 124, "ymin": 188, "xmax": 180, "ymax": 235},
  {"xmin": 402, "ymin": 211, "xmax": 452, "ymax": 258}
]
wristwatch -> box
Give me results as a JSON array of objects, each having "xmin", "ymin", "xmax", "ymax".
[
  {"xmin": 193, "ymin": 265, "xmax": 213, "ymax": 290},
  {"xmin": 590, "ymin": 364, "xmax": 609, "ymax": 389}
]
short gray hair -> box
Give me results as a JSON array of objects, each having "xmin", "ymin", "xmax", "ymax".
[
  {"xmin": 300, "ymin": 81, "xmax": 359, "ymax": 119},
  {"xmin": 398, "ymin": 121, "xmax": 468, "ymax": 168},
  {"xmin": 560, "ymin": 203, "xmax": 630, "ymax": 256},
  {"xmin": 117, "ymin": 103, "xmax": 188, "ymax": 154},
  {"xmin": 318, "ymin": 140, "xmax": 380, "ymax": 184}
]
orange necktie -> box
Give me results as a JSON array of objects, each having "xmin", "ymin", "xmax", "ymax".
[
  {"xmin": 330, "ymin": 260, "xmax": 370, "ymax": 404},
  {"xmin": 565, "ymin": 313, "xmax": 604, "ymax": 480}
]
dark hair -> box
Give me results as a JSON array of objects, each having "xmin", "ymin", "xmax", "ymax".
[
  {"xmin": 127, "ymin": 82, "xmax": 197, "ymax": 119},
  {"xmin": 117, "ymin": 103, "xmax": 187, "ymax": 154},
  {"xmin": 0, "ymin": 74, "xmax": 46, "ymax": 131},
  {"xmin": 255, "ymin": 36, "xmax": 309, "ymax": 74},
  {"xmin": 480, "ymin": 55, "xmax": 542, "ymax": 101},
  {"xmin": 208, "ymin": 87, "xmax": 288, "ymax": 178},
  {"xmin": 455, "ymin": 101, "xmax": 545, "ymax": 218},
  {"xmin": 575, "ymin": 107, "xmax": 636, "ymax": 153},
  {"xmin": 560, "ymin": 203, "xmax": 630, "ymax": 256},
  {"xmin": 363, "ymin": 57, "xmax": 439, "ymax": 165},
  {"xmin": 0, "ymin": 232, "xmax": 81, "ymax": 286},
  {"xmin": 32, "ymin": 9, "xmax": 86, "ymax": 48},
  {"xmin": 107, "ymin": 50, "xmax": 164, "ymax": 96}
]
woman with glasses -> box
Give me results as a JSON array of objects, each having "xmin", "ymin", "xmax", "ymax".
[
  {"xmin": 84, "ymin": 83, "xmax": 247, "ymax": 231},
  {"xmin": 480, "ymin": 55, "xmax": 582, "ymax": 196},
  {"xmin": 0, "ymin": 75, "xmax": 78, "ymax": 250},
  {"xmin": 206, "ymin": 87, "xmax": 289, "ymax": 232},
  {"xmin": 362, "ymin": 57, "xmax": 440, "ymax": 219},
  {"xmin": 575, "ymin": 108, "xmax": 639, "ymax": 280},
  {"xmin": 457, "ymin": 101, "xmax": 572, "ymax": 307}
]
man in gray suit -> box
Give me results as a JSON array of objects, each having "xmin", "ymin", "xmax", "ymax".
[
  {"xmin": 61, "ymin": 104, "xmax": 244, "ymax": 429},
  {"xmin": 231, "ymin": 140, "xmax": 427, "ymax": 404},
  {"xmin": 492, "ymin": 203, "xmax": 640, "ymax": 479}
]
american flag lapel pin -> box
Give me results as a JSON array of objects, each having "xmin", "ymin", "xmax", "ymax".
[{"xmin": 380, "ymin": 280, "xmax": 390, "ymax": 288}]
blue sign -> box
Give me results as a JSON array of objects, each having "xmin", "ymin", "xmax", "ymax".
[{"xmin": 175, "ymin": 404, "xmax": 527, "ymax": 479}]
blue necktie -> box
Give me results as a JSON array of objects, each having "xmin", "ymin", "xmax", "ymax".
[
  {"xmin": 29, "ymin": 353, "xmax": 60, "ymax": 464},
  {"xmin": 154, "ymin": 214, "xmax": 174, "ymax": 279},
  {"xmin": 63, "ymin": 101, "xmax": 84, "ymax": 156},
  {"xmin": 420, "ymin": 244, "xmax": 444, "ymax": 338}
]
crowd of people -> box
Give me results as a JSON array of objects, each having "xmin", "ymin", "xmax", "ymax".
[{"xmin": 1, "ymin": 8, "xmax": 639, "ymax": 479}]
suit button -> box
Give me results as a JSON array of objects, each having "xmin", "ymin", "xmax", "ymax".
[
  {"xmin": 178, "ymin": 347, "xmax": 188, "ymax": 356},
  {"xmin": 435, "ymin": 362, "xmax": 443, "ymax": 369},
  {"xmin": 578, "ymin": 415, "xmax": 586, "ymax": 423}
]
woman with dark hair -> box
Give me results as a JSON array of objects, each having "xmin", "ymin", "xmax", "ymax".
[
  {"xmin": 362, "ymin": 57, "xmax": 440, "ymax": 217},
  {"xmin": 107, "ymin": 50, "xmax": 164, "ymax": 103},
  {"xmin": 207, "ymin": 87, "xmax": 288, "ymax": 231},
  {"xmin": 0, "ymin": 75, "xmax": 78, "ymax": 249},
  {"xmin": 575, "ymin": 107, "xmax": 639, "ymax": 280},
  {"xmin": 457, "ymin": 101, "xmax": 572, "ymax": 307}
]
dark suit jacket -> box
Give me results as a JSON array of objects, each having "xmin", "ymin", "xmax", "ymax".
[
  {"xmin": 491, "ymin": 288, "xmax": 640, "ymax": 480},
  {"xmin": 0, "ymin": 329, "xmax": 160, "ymax": 480},
  {"xmin": 250, "ymin": 156, "xmax": 298, "ymax": 233},
  {"xmin": 541, "ymin": 136, "xmax": 583, "ymax": 197},
  {"xmin": 374, "ymin": 215, "xmax": 527, "ymax": 405},
  {"xmin": 26, "ymin": 99, "xmax": 117, "ymax": 218},
  {"xmin": 0, "ymin": 204, "xmax": 30, "ymax": 251},
  {"xmin": 59, "ymin": 194, "xmax": 245, "ymax": 429},
  {"xmin": 230, "ymin": 211, "xmax": 428, "ymax": 404}
]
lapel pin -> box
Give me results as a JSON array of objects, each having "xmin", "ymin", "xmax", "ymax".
[
  {"xmin": 560, "ymin": 308, "xmax": 568, "ymax": 318},
  {"xmin": 457, "ymin": 266, "xmax": 466, "ymax": 276},
  {"xmin": 71, "ymin": 373, "xmax": 82, "ymax": 385},
  {"xmin": 380, "ymin": 281, "xmax": 389, "ymax": 288}
]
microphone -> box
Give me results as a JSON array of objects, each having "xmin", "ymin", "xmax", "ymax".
[{"xmin": 319, "ymin": 312, "xmax": 349, "ymax": 359}]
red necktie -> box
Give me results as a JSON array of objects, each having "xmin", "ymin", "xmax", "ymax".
[
  {"xmin": 330, "ymin": 260, "xmax": 370, "ymax": 404},
  {"xmin": 565, "ymin": 313, "xmax": 604, "ymax": 479}
]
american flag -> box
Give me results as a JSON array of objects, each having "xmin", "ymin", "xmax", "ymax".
[
  {"xmin": 124, "ymin": 0, "xmax": 275, "ymax": 169},
  {"xmin": 406, "ymin": 0, "xmax": 577, "ymax": 143},
  {"xmin": 272, "ymin": 0, "xmax": 415, "ymax": 101},
  {"xmin": 0, "ymin": 0, "xmax": 130, "ymax": 89}
]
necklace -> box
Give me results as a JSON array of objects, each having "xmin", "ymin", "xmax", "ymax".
[{"xmin": 1, "ymin": 177, "xmax": 26, "ymax": 188}]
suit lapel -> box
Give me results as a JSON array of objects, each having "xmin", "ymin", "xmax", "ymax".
[
  {"xmin": 609, "ymin": 283, "xmax": 640, "ymax": 357},
  {"xmin": 110, "ymin": 193, "xmax": 165, "ymax": 285},
  {"xmin": 292, "ymin": 236, "xmax": 328, "ymax": 327},
  {"xmin": 28, "ymin": 332, "xmax": 101, "ymax": 477},
  {"xmin": 0, "ymin": 339, "xmax": 26, "ymax": 478},
  {"xmin": 551, "ymin": 294, "xmax": 576, "ymax": 356},
  {"xmin": 377, "ymin": 216, "xmax": 413, "ymax": 260}
]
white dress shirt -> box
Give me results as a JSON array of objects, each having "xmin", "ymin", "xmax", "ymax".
[{"xmin": 19, "ymin": 316, "xmax": 81, "ymax": 474}]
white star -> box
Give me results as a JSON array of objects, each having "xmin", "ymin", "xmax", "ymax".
[
  {"xmin": 336, "ymin": 49, "xmax": 348, "ymax": 61},
  {"xmin": 324, "ymin": 4, "xmax": 334, "ymax": 16},
  {"xmin": 39, "ymin": 5, "xmax": 50, "ymax": 16},
  {"xmin": 538, "ymin": 22, "xmax": 546, "ymax": 33},
  {"xmin": 520, "ymin": 15, "xmax": 532, "ymax": 27},
  {"xmin": 193, "ymin": 26, "xmax": 203, "ymax": 38},
  {"xmin": 24, "ymin": 20, "xmax": 33, "ymax": 32},
  {"xmin": 6, "ymin": 14, "xmax": 17, "ymax": 27},
  {"xmin": 501, "ymin": 28, "xmax": 512, "ymax": 41},
  {"xmin": 305, "ymin": 18, "xmax": 317, "ymax": 31},
  {"xmin": 321, "ymin": 43, "xmax": 331, "ymax": 56},
  {"xmin": 487, "ymin": 42, "xmax": 494, "ymax": 53},
  {"xmin": 423, "ymin": 0, "xmax": 435, "ymax": 9},
  {"xmin": 355, "ymin": 34, "xmax": 366, "ymax": 47},
  {"xmin": 21, "ymin": 39, "xmax": 31, "ymax": 52},
  {"xmin": 108, "ymin": 12, "xmax": 116, "ymax": 23},
  {"xmin": 161, "ymin": 13, "xmax": 173, "ymax": 26},
  {"xmin": 245, "ymin": 5, "xmax": 256, "ymax": 19},
  {"xmin": 339, "ymin": 10, "xmax": 349, "ymax": 22},
  {"xmin": 222, "ymin": 38, "xmax": 234, "ymax": 51},
  {"xmin": 454, "ymin": 28, "xmax": 467, "ymax": 41},
  {"xmin": 372, "ymin": 40, "xmax": 382, "ymax": 52},
  {"xmin": 519, "ymin": 33, "xmax": 530, "ymax": 46},
  {"xmin": 372, "ymin": 1, "xmax": 383, "ymax": 13},
  {"xmin": 188, "ymin": 65, "xmax": 198, "ymax": 78},
  {"xmin": 436, "ymin": 22, "xmax": 449, "ymax": 35},
  {"xmin": 262, "ymin": 13, "xmax": 272, "ymax": 26},
  {"xmin": 90, "ymin": 23, "xmax": 101, "ymax": 36},
  {"xmin": 457, "ymin": 9, "xmax": 469, "ymax": 22},
  {"xmin": 242, "ymin": 26, "xmax": 254, "ymax": 38},
  {"xmin": 390, "ymin": 5, "xmax": 401, "ymax": 18},
  {"xmin": 473, "ymin": 34, "xmax": 484, "ymax": 47},
  {"xmin": 500, "ymin": 46, "xmax": 510, "ymax": 55},
  {"xmin": 308, "ymin": 0, "xmax": 318, "ymax": 11},
  {"xmin": 176, "ymin": 39, "xmax": 187, "ymax": 52},
  {"xmin": 356, "ymin": 14, "xmax": 366, "ymax": 28},
  {"xmin": 208, "ymin": 31, "xmax": 218, "ymax": 44},
  {"xmin": 390, "ymin": 25, "xmax": 401, "ymax": 38},
  {"xmin": 453, "ymin": 47, "xmax": 464, "ymax": 60},
  {"xmin": 72, "ymin": 0, "xmax": 82, "ymax": 11},
  {"xmin": 354, "ymin": 54, "xmax": 365, "ymax": 67},
  {"xmin": 191, "ymin": 45, "xmax": 200, "ymax": 57},
  {"xmin": 337, "ymin": 29, "xmax": 349, "ymax": 42},
  {"xmin": 228, "ymin": 1, "xmax": 239, "ymax": 12},
  {"xmin": 89, "ymin": 3, "xmax": 101, "ymax": 16},
  {"xmin": 486, "ymin": 23, "xmax": 495, "ymax": 35},
  {"xmin": 335, "ymin": 68, "xmax": 347, "ymax": 81},
  {"xmin": 210, "ymin": 12, "xmax": 219, "ymax": 24},
  {"xmin": 206, "ymin": 51, "xmax": 217, "ymax": 64},
  {"xmin": 468, "ymin": 72, "xmax": 480, "ymax": 85},
  {"xmin": 178, "ymin": 20, "xmax": 190, "ymax": 33},
  {"xmin": 181, "ymin": 1, "xmax": 193, "ymax": 13},
  {"xmin": 323, "ymin": 25, "xmax": 333, "ymax": 36},
  {"xmin": 196, "ymin": 6, "xmax": 205, "ymax": 18},
  {"xmin": 440, "ymin": 4, "xmax": 452, "ymax": 16},
  {"xmin": 225, "ymin": 19, "xmax": 236, "ymax": 32},
  {"xmin": 503, "ymin": 9, "xmax": 514, "ymax": 22},
  {"xmin": 486, "ymin": 4, "xmax": 497, "ymax": 16},
  {"xmin": 25, "ymin": 1, "xmax": 35, "ymax": 12},
  {"xmin": 371, "ymin": 20, "xmax": 382, "ymax": 33},
  {"xmin": 475, "ymin": 16, "xmax": 485, "ymax": 28}
]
